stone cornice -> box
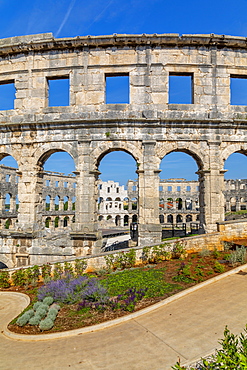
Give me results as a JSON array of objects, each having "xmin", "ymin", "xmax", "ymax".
[{"xmin": 1, "ymin": 33, "xmax": 247, "ymax": 57}]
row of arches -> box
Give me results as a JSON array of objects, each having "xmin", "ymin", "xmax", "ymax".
[
  {"xmin": 0, "ymin": 145, "xmax": 246, "ymax": 237},
  {"xmin": 160, "ymin": 214, "xmax": 200, "ymax": 224}
]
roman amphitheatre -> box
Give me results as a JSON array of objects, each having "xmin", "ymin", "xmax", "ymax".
[{"xmin": 0, "ymin": 32, "xmax": 247, "ymax": 268}]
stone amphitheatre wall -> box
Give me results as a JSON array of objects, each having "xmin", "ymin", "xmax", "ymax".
[{"xmin": 0, "ymin": 32, "xmax": 247, "ymax": 266}]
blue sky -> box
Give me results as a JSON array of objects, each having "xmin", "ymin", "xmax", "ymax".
[{"xmin": 0, "ymin": 0, "xmax": 247, "ymax": 184}]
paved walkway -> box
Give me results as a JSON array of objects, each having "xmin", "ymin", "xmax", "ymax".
[{"xmin": 1, "ymin": 269, "xmax": 247, "ymax": 370}]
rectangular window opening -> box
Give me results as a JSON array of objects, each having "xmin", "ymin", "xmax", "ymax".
[
  {"xmin": 105, "ymin": 74, "xmax": 129, "ymax": 104},
  {"xmin": 47, "ymin": 76, "xmax": 69, "ymax": 107},
  {"xmin": 0, "ymin": 81, "xmax": 15, "ymax": 110},
  {"xmin": 169, "ymin": 73, "xmax": 193, "ymax": 104},
  {"xmin": 230, "ymin": 75, "xmax": 247, "ymax": 105}
]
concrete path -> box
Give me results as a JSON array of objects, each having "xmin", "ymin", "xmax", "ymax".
[{"xmin": 1, "ymin": 269, "xmax": 247, "ymax": 370}]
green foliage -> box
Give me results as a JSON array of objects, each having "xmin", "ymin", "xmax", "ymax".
[
  {"xmin": 212, "ymin": 248, "xmax": 221, "ymax": 259},
  {"xmin": 25, "ymin": 265, "xmax": 40, "ymax": 285},
  {"xmin": 43, "ymin": 296, "xmax": 54, "ymax": 306},
  {"xmin": 36, "ymin": 308, "xmax": 48, "ymax": 319},
  {"xmin": 141, "ymin": 246, "xmax": 150, "ymax": 263},
  {"xmin": 16, "ymin": 310, "xmax": 34, "ymax": 326},
  {"xmin": 104, "ymin": 250, "xmax": 137, "ymax": 271},
  {"xmin": 199, "ymin": 247, "xmax": 211, "ymax": 257},
  {"xmin": 41, "ymin": 263, "xmax": 52, "ymax": 280},
  {"xmin": 151, "ymin": 244, "xmax": 170, "ymax": 263},
  {"xmin": 29, "ymin": 314, "xmax": 42, "ymax": 326},
  {"xmin": 102, "ymin": 267, "xmax": 180, "ymax": 298},
  {"xmin": 12, "ymin": 268, "xmax": 26, "ymax": 287},
  {"xmin": 172, "ymin": 325, "xmax": 247, "ymax": 369},
  {"xmin": 47, "ymin": 307, "xmax": 59, "ymax": 321},
  {"xmin": 213, "ymin": 261, "xmax": 225, "ymax": 273},
  {"xmin": 74, "ymin": 259, "xmax": 87, "ymax": 276},
  {"xmin": 33, "ymin": 301, "xmax": 42, "ymax": 311},
  {"xmin": 53, "ymin": 263, "xmax": 63, "ymax": 280},
  {"xmin": 172, "ymin": 242, "xmax": 186, "ymax": 259},
  {"xmin": 0, "ymin": 270, "xmax": 10, "ymax": 288},
  {"xmin": 64, "ymin": 261, "xmax": 74, "ymax": 276},
  {"xmin": 39, "ymin": 317, "xmax": 54, "ymax": 331},
  {"xmin": 229, "ymin": 246, "xmax": 247, "ymax": 266},
  {"xmin": 173, "ymin": 262, "xmax": 195, "ymax": 283}
]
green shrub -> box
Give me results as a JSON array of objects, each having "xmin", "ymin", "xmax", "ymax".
[
  {"xmin": 0, "ymin": 271, "xmax": 10, "ymax": 288},
  {"xmin": 74, "ymin": 259, "xmax": 87, "ymax": 276},
  {"xmin": 229, "ymin": 246, "xmax": 247, "ymax": 266},
  {"xmin": 172, "ymin": 325, "xmax": 247, "ymax": 369},
  {"xmin": 29, "ymin": 314, "xmax": 42, "ymax": 326},
  {"xmin": 53, "ymin": 263, "xmax": 63, "ymax": 280},
  {"xmin": 199, "ymin": 247, "xmax": 211, "ymax": 257},
  {"xmin": 39, "ymin": 317, "xmax": 54, "ymax": 331},
  {"xmin": 41, "ymin": 263, "xmax": 52, "ymax": 280},
  {"xmin": 12, "ymin": 268, "xmax": 27, "ymax": 286},
  {"xmin": 33, "ymin": 301, "xmax": 42, "ymax": 311},
  {"xmin": 213, "ymin": 261, "xmax": 225, "ymax": 273},
  {"xmin": 43, "ymin": 296, "xmax": 54, "ymax": 306},
  {"xmin": 16, "ymin": 310, "xmax": 34, "ymax": 326},
  {"xmin": 25, "ymin": 265, "xmax": 40, "ymax": 285},
  {"xmin": 64, "ymin": 261, "xmax": 74, "ymax": 276}
]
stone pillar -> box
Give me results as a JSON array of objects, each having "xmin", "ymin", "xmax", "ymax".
[
  {"xmin": 59, "ymin": 198, "xmax": 63, "ymax": 211},
  {"xmin": 9, "ymin": 195, "xmax": 15, "ymax": 213},
  {"xmin": 197, "ymin": 166, "xmax": 226, "ymax": 233},
  {"xmin": 138, "ymin": 141, "xmax": 162, "ymax": 246},
  {"xmin": 71, "ymin": 140, "xmax": 102, "ymax": 253},
  {"xmin": 0, "ymin": 194, "xmax": 5, "ymax": 212},
  {"xmin": 50, "ymin": 197, "xmax": 54, "ymax": 211},
  {"xmin": 67, "ymin": 199, "xmax": 72, "ymax": 211},
  {"xmin": 16, "ymin": 164, "xmax": 44, "ymax": 233}
]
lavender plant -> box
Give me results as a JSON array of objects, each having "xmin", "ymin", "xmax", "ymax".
[{"xmin": 37, "ymin": 275, "xmax": 89, "ymax": 303}]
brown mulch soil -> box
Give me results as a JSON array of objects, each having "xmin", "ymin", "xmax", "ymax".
[{"xmin": 4, "ymin": 251, "xmax": 245, "ymax": 335}]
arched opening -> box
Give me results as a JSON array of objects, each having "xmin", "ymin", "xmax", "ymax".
[
  {"xmin": 98, "ymin": 150, "xmax": 137, "ymax": 232},
  {"xmin": 55, "ymin": 196, "xmax": 60, "ymax": 211},
  {"xmin": 176, "ymin": 198, "xmax": 183, "ymax": 210},
  {"xmin": 40, "ymin": 150, "xmax": 76, "ymax": 231},
  {"xmin": 132, "ymin": 214, "xmax": 138, "ymax": 223},
  {"xmin": 160, "ymin": 151, "xmax": 201, "ymax": 231},
  {"xmin": 167, "ymin": 214, "xmax": 173, "ymax": 223},
  {"xmin": 124, "ymin": 215, "xmax": 129, "ymax": 226},
  {"xmin": 224, "ymin": 152, "xmax": 247, "ymax": 219},
  {"xmin": 159, "ymin": 214, "xmax": 164, "ymax": 224},
  {"xmin": 0, "ymin": 155, "xmax": 19, "ymax": 227},
  {"xmin": 64, "ymin": 216, "xmax": 69, "ymax": 227},
  {"xmin": 63, "ymin": 196, "xmax": 68, "ymax": 211},
  {"xmin": 131, "ymin": 197, "xmax": 137, "ymax": 210},
  {"xmin": 115, "ymin": 215, "xmax": 121, "ymax": 226},
  {"xmin": 45, "ymin": 217, "xmax": 51, "ymax": 228},
  {"xmin": 186, "ymin": 214, "xmax": 192, "ymax": 222},
  {"xmin": 5, "ymin": 218, "xmax": 11, "ymax": 229},
  {"xmin": 167, "ymin": 198, "xmax": 173, "ymax": 209},
  {"xmin": 5, "ymin": 194, "xmax": 11, "ymax": 212},
  {"xmin": 46, "ymin": 195, "xmax": 51, "ymax": 211},
  {"xmin": 159, "ymin": 198, "xmax": 165, "ymax": 210},
  {"xmin": 123, "ymin": 197, "xmax": 129, "ymax": 210},
  {"xmin": 54, "ymin": 216, "xmax": 59, "ymax": 228}
]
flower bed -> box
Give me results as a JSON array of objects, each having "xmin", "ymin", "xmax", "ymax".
[{"xmin": 3, "ymin": 245, "xmax": 247, "ymax": 335}]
